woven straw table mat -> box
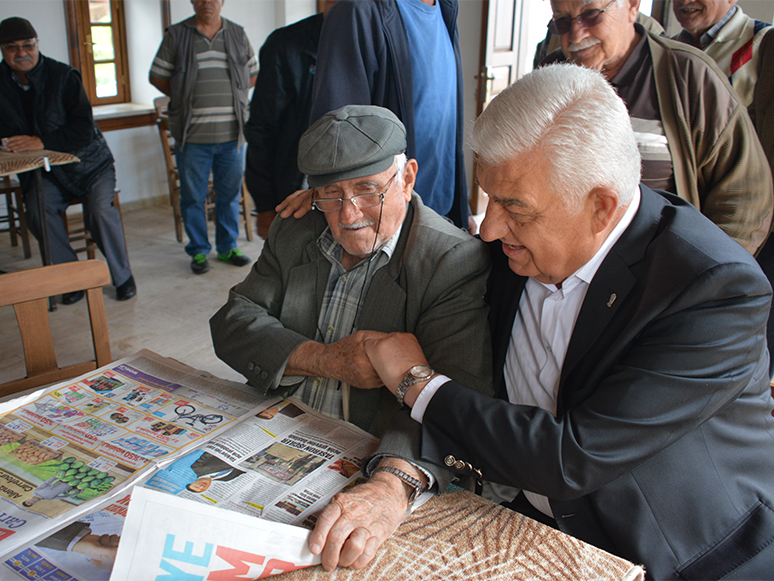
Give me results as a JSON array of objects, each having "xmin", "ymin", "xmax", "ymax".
[
  {"xmin": 278, "ymin": 490, "xmax": 644, "ymax": 580},
  {"xmin": 0, "ymin": 150, "xmax": 79, "ymax": 177}
]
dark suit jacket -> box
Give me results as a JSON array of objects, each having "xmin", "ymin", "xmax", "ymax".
[{"xmin": 420, "ymin": 186, "xmax": 774, "ymax": 579}]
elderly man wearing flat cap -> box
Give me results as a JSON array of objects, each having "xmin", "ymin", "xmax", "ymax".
[
  {"xmin": 0, "ymin": 17, "xmax": 135, "ymax": 303},
  {"xmin": 211, "ymin": 104, "xmax": 492, "ymax": 566}
]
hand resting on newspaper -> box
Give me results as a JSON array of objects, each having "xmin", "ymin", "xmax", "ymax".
[
  {"xmin": 286, "ymin": 330, "xmax": 388, "ymax": 389},
  {"xmin": 309, "ymin": 457, "xmax": 426, "ymax": 571}
]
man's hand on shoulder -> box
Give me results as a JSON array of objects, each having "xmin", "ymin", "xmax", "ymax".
[
  {"xmin": 286, "ymin": 330, "xmax": 389, "ymax": 389},
  {"xmin": 308, "ymin": 458, "xmax": 426, "ymax": 571},
  {"xmin": 5, "ymin": 135, "xmax": 44, "ymax": 152},
  {"xmin": 276, "ymin": 188, "xmax": 313, "ymax": 219}
]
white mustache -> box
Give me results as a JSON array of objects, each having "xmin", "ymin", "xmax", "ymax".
[
  {"xmin": 13, "ymin": 56, "xmax": 32, "ymax": 64},
  {"xmin": 339, "ymin": 220, "xmax": 375, "ymax": 230},
  {"xmin": 568, "ymin": 38, "xmax": 601, "ymax": 52}
]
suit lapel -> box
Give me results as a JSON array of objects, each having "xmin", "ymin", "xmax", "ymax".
[{"xmin": 558, "ymin": 186, "xmax": 662, "ymax": 412}]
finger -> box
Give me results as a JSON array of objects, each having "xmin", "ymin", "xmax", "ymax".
[
  {"xmin": 337, "ymin": 527, "xmax": 371, "ymax": 569},
  {"xmin": 351, "ymin": 534, "xmax": 383, "ymax": 570},
  {"xmin": 308, "ymin": 499, "xmax": 343, "ymax": 555}
]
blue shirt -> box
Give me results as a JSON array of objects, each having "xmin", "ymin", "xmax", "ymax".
[{"xmin": 396, "ymin": 0, "xmax": 457, "ymax": 216}]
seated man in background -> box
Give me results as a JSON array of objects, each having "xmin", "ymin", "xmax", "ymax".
[
  {"xmin": 353, "ymin": 64, "xmax": 774, "ymax": 579},
  {"xmin": 540, "ymin": 0, "xmax": 773, "ymax": 255},
  {"xmin": 0, "ymin": 17, "xmax": 135, "ymax": 303},
  {"xmin": 211, "ymin": 104, "xmax": 492, "ymax": 568}
]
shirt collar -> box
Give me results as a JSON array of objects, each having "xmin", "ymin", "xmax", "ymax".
[
  {"xmin": 676, "ymin": 5, "xmax": 737, "ymax": 48},
  {"xmin": 536, "ymin": 187, "xmax": 641, "ymax": 294}
]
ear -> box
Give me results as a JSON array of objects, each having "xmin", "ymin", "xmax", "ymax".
[
  {"xmin": 402, "ymin": 159, "xmax": 418, "ymax": 202},
  {"xmin": 627, "ymin": 0, "xmax": 640, "ymax": 22},
  {"xmin": 588, "ymin": 186, "xmax": 621, "ymax": 235}
]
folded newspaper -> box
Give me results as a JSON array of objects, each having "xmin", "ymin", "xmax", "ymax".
[{"xmin": 0, "ymin": 350, "xmax": 386, "ymax": 580}]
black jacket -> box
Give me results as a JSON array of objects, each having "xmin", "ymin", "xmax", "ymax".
[
  {"xmin": 244, "ymin": 13, "xmax": 323, "ymax": 212},
  {"xmin": 0, "ymin": 54, "xmax": 113, "ymax": 195}
]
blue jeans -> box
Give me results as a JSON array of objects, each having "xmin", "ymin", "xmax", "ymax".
[{"xmin": 175, "ymin": 141, "xmax": 243, "ymax": 257}]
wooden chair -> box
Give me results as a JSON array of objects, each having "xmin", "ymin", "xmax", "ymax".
[
  {"xmin": 0, "ymin": 175, "xmax": 32, "ymax": 259},
  {"xmin": 0, "ymin": 260, "xmax": 112, "ymax": 398},
  {"xmin": 154, "ymin": 96, "xmax": 253, "ymax": 242},
  {"xmin": 62, "ymin": 191, "xmax": 126, "ymax": 260}
]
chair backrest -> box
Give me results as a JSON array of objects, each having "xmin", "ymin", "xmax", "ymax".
[{"xmin": 0, "ymin": 260, "xmax": 112, "ymax": 398}]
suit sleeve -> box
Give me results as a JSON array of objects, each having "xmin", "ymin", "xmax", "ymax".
[
  {"xmin": 210, "ymin": 216, "xmax": 314, "ymax": 395},
  {"xmin": 309, "ymin": 0, "xmax": 382, "ymax": 124},
  {"xmin": 374, "ymin": 233, "xmax": 494, "ymax": 489},
  {"xmin": 244, "ymin": 32, "xmax": 292, "ymax": 209},
  {"xmin": 420, "ymin": 260, "xmax": 770, "ymax": 500}
]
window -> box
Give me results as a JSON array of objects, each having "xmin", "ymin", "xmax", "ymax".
[{"xmin": 64, "ymin": 0, "xmax": 130, "ymax": 105}]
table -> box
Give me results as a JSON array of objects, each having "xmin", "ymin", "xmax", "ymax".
[
  {"xmin": 0, "ymin": 149, "xmax": 80, "ymax": 266},
  {"xmin": 279, "ymin": 490, "xmax": 645, "ymax": 581}
]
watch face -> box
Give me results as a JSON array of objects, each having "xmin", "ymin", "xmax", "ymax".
[{"xmin": 410, "ymin": 365, "xmax": 433, "ymax": 379}]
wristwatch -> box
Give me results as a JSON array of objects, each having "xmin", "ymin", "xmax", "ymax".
[
  {"xmin": 396, "ymin": 365, "xmax": 435, "ymax": 406},
  {"xmin": 372, "ymin": 466, "xmax": 426, "ymax": 505}
]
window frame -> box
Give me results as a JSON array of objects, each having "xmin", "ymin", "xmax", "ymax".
[{"xmin": 64, "ymin": 0, "xmax": 131, "ymax": 105}]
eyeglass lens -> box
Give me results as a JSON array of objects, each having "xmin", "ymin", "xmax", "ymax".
[
  {"xmin": 1, "ymin": 42, "xmax": 37, "ymax": 53},
  {"xmin": 548, "ymin": 1, "xmax": 614, "ymax": 35}
]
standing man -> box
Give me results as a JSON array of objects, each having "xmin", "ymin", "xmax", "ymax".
[
  {"xmin": 150, "ymin": 0, "xmax": 257, "ymax": 274},
  {"xmin": 0, "ymin": 17, "xmax": 135, "ymax": 303},
  {"xmin": 541, "ymin": 0, "xmax": 773, "ymax": 256},
  {"xmin": 244, "ymin": 11, "xmax": 326, "ymax": 238},
  {"xmin": 328, "ymin": 64, "xmax": 774, "ymax": 579},
  {"xmin": 309, "ymin": 0, "xmax": 471, "ymax": 230}
]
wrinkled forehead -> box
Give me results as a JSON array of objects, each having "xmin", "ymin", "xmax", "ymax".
[{"xmin": 552, "ymin": 0, "xmax": 607, "ymax": 15}]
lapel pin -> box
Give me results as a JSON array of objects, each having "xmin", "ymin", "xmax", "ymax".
[{"xmin": 607, "ymin": 293, "xmax": 617, "ymax": 308}]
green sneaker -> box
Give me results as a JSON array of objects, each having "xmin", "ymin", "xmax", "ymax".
[
  {"xmin": 218, "ymin": 248, "xmax": 251, "ymax": 267},
  {"xmin": 191, "ymin": 253, "xmax": 210, "ymax": 274}
]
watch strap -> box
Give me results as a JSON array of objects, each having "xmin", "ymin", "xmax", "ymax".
[{"xmin": 372, "ymin": 466, "xmax": 425, "ymax": 505}]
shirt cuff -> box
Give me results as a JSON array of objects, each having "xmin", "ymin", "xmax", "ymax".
[{"xmin": 410, "ymin": 375, "xmax": 450, "ymax": 423}]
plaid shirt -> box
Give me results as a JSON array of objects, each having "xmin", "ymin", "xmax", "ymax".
[{"xmin": 284, "ymin": 223, "xmax": 403, "ymax": 420}]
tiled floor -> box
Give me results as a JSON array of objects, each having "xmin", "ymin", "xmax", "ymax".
[{"xmin": 0, "ymin": 201, "xmax": 265, "ymax": 388}]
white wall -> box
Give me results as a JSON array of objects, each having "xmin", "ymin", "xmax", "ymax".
[
  {"xmin": 0, "ymin": 1, "xmax": 68, "ymax": 61},
  {"xmin": 738, "ymin": 0, "xmax": 774, "ymax": 22}
]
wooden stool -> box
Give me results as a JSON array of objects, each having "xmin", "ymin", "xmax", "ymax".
[
  {"xmin": 0, "ymin": 175, "xmax": 32, "ymax": 259},
  {"xmin": 62, "ymin": 191, "xmax": 126, "ymax": 260}
]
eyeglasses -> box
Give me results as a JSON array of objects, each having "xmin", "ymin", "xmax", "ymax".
[
  {"xmin": 312, "ymin": 172, "xmax": 398, "ymax": 213},
  {"xmin": 1, "ymin": 40, "xmax": 38, "ymax": 54},
  {"xmin": 548, "ymin": 0, "xmax": 617, "ymax": 35}
]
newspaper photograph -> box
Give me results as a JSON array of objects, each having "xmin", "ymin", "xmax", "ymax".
[{"xmin": 0, "ymin": 350, "xmax": 268, "ymax": 562}]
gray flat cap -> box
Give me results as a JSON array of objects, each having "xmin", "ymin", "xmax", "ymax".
[{"xmin": 299, "ymin": 105, "xmax": 406, "ymax": 188}]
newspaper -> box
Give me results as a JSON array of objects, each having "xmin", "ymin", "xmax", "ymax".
[
  {"xmin": 0, "ymin": 351, "xmax": 384, "ymax": 580},
  {"xmin": 0, "ymin": 350, "xmax": 270, "ymax": 575},
  {"xmin": 110, "ymin": 487, "xmax": 318, "ymax": 580}
]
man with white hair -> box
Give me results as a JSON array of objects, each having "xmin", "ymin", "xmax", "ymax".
[
  {"xmin": 211, "ymin": 105, "xmax": 492, "ymax": 569},
  {"xmin": 541, "ymin": 0, "xmax": 773, "ymax": 256},
  {"xmin": 315, "ymin": 64, "xmax": 774, "ymax": 578}
]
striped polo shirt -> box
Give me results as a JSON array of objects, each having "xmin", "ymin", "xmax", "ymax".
[{"xmin": 151, "ymin": 19, "xmax": 258, "ymax": 144}]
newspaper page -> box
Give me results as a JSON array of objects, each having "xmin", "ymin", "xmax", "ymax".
[
  {"xmin": 142, "ymin": 397, "xmax": 380, "ymax": 529},
  {"xmin": 110, "ymin": 487, "xmax": 319, "ymax": 580},
  {"xmin": 0, "ymin": 349, "xmax": 269, "ymax": 565}
]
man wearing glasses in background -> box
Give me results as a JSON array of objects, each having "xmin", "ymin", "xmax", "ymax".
[
  {"xmin": 0, "ymin": 17, "xmax": 136, "ymax": 303},
  {"xmin": 540, "ymin": 0, "xmax": 773, "ymax": 256},
  {"xmin": 210, "ymin": 105, "xmax": 492, "ymax": 561}
]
